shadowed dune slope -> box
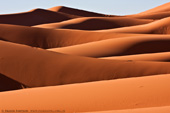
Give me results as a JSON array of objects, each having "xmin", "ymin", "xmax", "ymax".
[
  {"xmin": 82, "ymin": 106, "xmax": 170, "ymax": 113},
  {"xmin": 0, "ymin": 24, "xmax": 155, "ymax": 48},
  {"xmin": 2, "ymin": 41, "xmax": 170, "ymax": 87},
  {"xmin": 0, "ymin": 74, "xmax": 23, "ymax": 92},
  {"xmin": 139, "ymin": 2, "xmax": 170, "ymax": 15},
  {"xmin": 100, "ymin": 16, "xmax": 170, "ymax": 34},
  {"xmin": 0, "ymin": 8, "xmax": 77, "ymax": 26},
  {"xmin": 48, "ymin": 35, "xmax": 170, "ymax": 57},
  {"xmin": 48, "ymin": 6, "xmax": 108, "ymax": 17},
  {"xmin": 34, "ymin": 17, "xmax": 153, "ymax": 30},
  {"xmin": 101, "ymin": 52, "xmax": 170, "ymax": 62},
  {"xmin": 0, "ymin": 75, "xmax": 170, "ymax": 113}
]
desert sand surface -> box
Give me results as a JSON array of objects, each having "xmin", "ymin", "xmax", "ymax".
[
  {"xmin": 1, "ymin": 2, "xmax": 170, "ymax": 113},
  {"xmin": 0, "ymin": 24, "xmax": 158, "ymax": 48},
  {"xmin": 82, "ymin": 106, "xmax": 170, "ymax": 113},
  {"xmin": 99, "ymin": 16, "xmax": 170, "ymax": 34},
  {"xmin": 3, "ymin": 40, "xmax": 170, "ymax": 88},
  {"xmin": 48, "ymin": 35, "xmax": 170, "ymax": 57},
  {"xmin": 101, "ymin": 52, "xmax": 170, "ymax": 62},
  {"xmin": 34, "ymin": 17, "xmax": 153, "ymax": 30},
  {"xmin": 1, "ymin": 74, "xmax": 170, "ymax": 113}
]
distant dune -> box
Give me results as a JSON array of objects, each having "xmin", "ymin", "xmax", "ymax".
[
  {"xmin": 127, "ymin": 2, "xmax": 170, "ymax": 20},
  {"xmin": 0, "ymin": 75, "xmax": 170, "ymax": 113},
  {"xmin": 139, "ymin": 2, "xmax": 170, "ymax": 15},
  {"xmin": 0, "ymin": 8, "xmax": 77, "ymax": 26},
  {"xmin": 100, "ymin": 16, "xmax": 170, "ymax": 34},
  {"xmin": 129, "ymin": 11, "xmax": 170, "ymax": 19},
  {"xmin": 48, "ymin": 6, "xmax": 109, "ymax": 17},
  {"xmin": 34, "ymin": 17, "xmax": 152, "ymax": 30}
]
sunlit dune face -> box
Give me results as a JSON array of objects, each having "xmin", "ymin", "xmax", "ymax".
[{"xmin": 1, "ymin": 2, "xmax": 170, "ymax": 113}]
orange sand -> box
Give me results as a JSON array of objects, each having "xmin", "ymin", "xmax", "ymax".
[
  {"xmin": 0, "ymin": 74, "xmax": 170, "ymax": 113},
  {"xmin": 0, "ymin": 2, "xmax": 170, "ymax": 113}
]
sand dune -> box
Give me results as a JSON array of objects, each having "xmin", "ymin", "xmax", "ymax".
[
  {"xmin": 139, "ymin": 2, "xmax": 170, "ymax": 15},
  {"xmin": 82, "ymin": 106, "xmax": 170, "ymax": 113},
  {"xmin": 1, "ymin": 2, "xmax": 170, "ymax": 112},
  {"xmin": 129, "ymin": 11, "xmax": 170, "ymax": 20},
  {"xmin": 0, "ymin": 8, "xmax": 77, "ymax": 26},
  {"xmin": 101, "ymin": 52, "xmax": 170, "ymax": 62},
  {"xmin": 34, "ymin": 17, "xmax": 152, "ymax": 30},
  {"xmin": 100, "ymin": 16, "xmax": 170, "ymax": 34},
  {"xmin": 2, "ymin": 40, "xmax": 170, "ymax": 88},
  {"xmin": 48, "ymin": 6, "xmax": 108, "ymax": 17},
  {"xmin": 1, "ymin": 74, "xmax": 170, "ymax": 113},
  {"xmin": 0, "ymin": 24, "xmax": 155, "ymax": 48},
  {"xmin": 127, "ymin": 3, "xmax": 170, "ymax": 19},
  {"xmin": 48, "ymin": 35, "xmax": 170, "ymax": 57}
]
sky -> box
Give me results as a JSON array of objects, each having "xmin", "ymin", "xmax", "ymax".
[{"xmin": 0, "ymin": 0, "xmax": 169, "ymax": 15}]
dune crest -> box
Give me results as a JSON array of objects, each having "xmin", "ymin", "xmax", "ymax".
[
  {"xmin": 139, "ymin": 2, "xmax": 170, "ymax": 15},
  {"xmin": 0, "ymin": 8, "xmax": 77, "ymax": 26},
  {"xmin": 34, "ymin": 17, "xmax": 153, "ymax": 30},
  {"xmin": 48, "ymin": 6, "xmax": 109, "ymax": 17},
  {"xmin": 99, "ymin": 16, "xmax": 170, "ymax": 34},
  {"xmin": 0, "ymin": 24, "xmax": 156, "ymax": 49},
  {"xmin": 129, "ymin": 11, "xmax": 170, "ymax": 20},
  {"xmin": 48, "ymin": 35, "xmax": 170, "ymax": 57},
  {"xmin": 2, "ymin": 41, "xmax": 170, "ymax": 88},
  {"xmin": 101, "ymin": 52, "xmax": 170, "ymax": 62}
]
